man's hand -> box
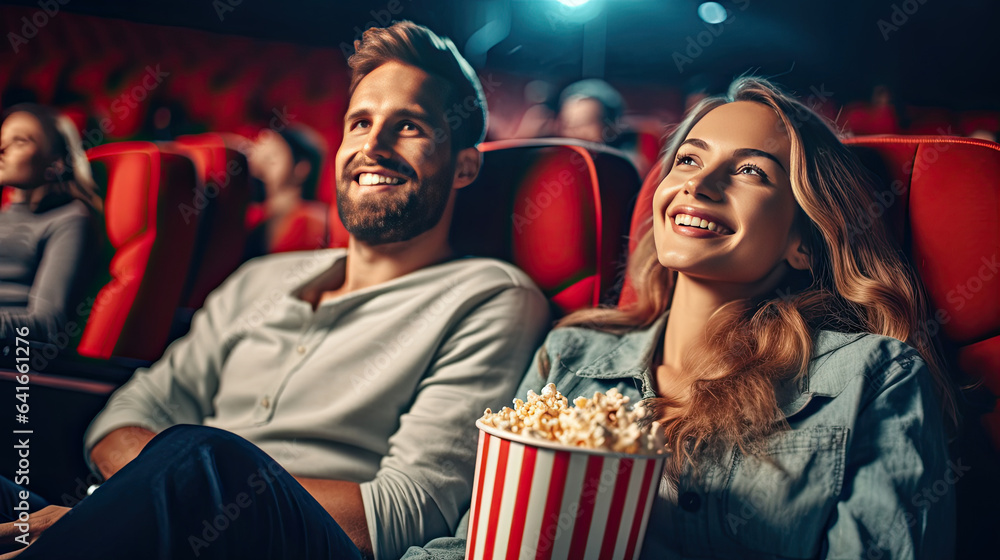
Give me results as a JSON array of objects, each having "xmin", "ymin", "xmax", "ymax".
[
  {"xmin": 89, "ymin": 426, "xmax": 156, "ymax": 479},
  {"xmin": 0, "ymin": 505, "xmax": 70, "ymax": 558}
]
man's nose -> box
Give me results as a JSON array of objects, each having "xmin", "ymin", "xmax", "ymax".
[{"xmin": 361, "ymin": 124, "xmax": 393, "ymax": 160}]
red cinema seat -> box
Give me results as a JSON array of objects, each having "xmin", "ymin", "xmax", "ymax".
[
  {"xmin": 959, "ymin": 111, "xmax": 1000, "ymax": 138},
  {"xmin": 622, "ymin": 135, "xmax": 1000, "ymax": 557},
  {"xmin": 79, "ymin": 142, "xmax": 200, "ymax": 361},
  {"xmin": 904, "ymin": 106, "xmax": 959, "ymax": 136},
  {"xmin": 444, "ymin": 139, "xmax": 641, "ymax": 314},
  {"xmin": 842, "ymin": 135, "xmax": 1000, "ymax": 428},
  {"xmin": 172, "ymin": 133, "xmax": 251, "ymax": 309},
  {"xmin": 843, "ymin": 135, "xmax": 1000, "ymax": 558}
]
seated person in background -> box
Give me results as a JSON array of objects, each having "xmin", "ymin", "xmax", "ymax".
[
  {"xmin": 406, "ymin": 77, "xmax": 954, "ymax": 559},
  {"xmin": 511, "ymin": 79, "xmax": 558, "ymax": 139},
  {"xmin": 0, "ymin": 21, "xmax": 549, "ymax": 560},
  {"xmin": 0, "ymin": 103, "xmax": 103, "ymax": 355},
  {"xmin": 557, "ymin": 78, "xmax": 642, "ymax": 169},
  {"xmin": 244, "ymin": 124, "xmax": 329, "ymax": 257}
]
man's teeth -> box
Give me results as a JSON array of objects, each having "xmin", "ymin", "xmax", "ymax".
[
  {"xmin": 674, "ymin": 213, "xmax": 729, "ymax": 233},
  {"xmin": 358, "ymin": 172, "xmax": 404, "ymax": 186}
]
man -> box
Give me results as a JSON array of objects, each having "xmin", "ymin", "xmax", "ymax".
[
  {"xmin": 0, "ymin": 21, "xmax": 549, "ymax": 560},
  {"xmin": 556, "ymin": 79, "xmax": 643, "ymax": 173},
  {"xmin": 556, "ymin": 78, "xmax": 627, "ymax": 145}
]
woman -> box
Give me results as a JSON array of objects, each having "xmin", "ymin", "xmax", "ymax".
[
  {"xmin": 405, "ymin": 77, "xmax": 955, "ymax": 559},
  {"xmin": 0, "ymin": 103, "xmax": 103, "ymax": 351}
]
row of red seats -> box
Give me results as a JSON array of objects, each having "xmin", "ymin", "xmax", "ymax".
[
  {"xmin": 1, "ymin": 136, "xmax": 644, "ymax": 363},
  {"xmin": 1, "ymin": 135, "xmax": 998, "ymax": 555},
  {"xmin": 840, "ymin": 103, "xmax": 1000, "ymax": 137},
  {"xmin": 1, "ymin": 5, "xmax": 348, "ymax": 204},
  {"xmin": 6, "ymin": 133, "xmax": 998, "ymax": 452}
]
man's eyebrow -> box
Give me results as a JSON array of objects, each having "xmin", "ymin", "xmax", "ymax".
[
  {"xmin": 344, "ymin": 107, "xmax": 369, "ymax": 122},
  {"xmin": 344, "ymin": 107, "xmax": 436, "ymax": 124},
  {"xmin": 394, "ymin": 108, "xmax": 435, "ymax": 123}
]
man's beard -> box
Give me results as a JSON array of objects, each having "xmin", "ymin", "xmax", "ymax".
[{"xmin": 336, "ymin": 163, "xmax": 454, "ymax": 246}]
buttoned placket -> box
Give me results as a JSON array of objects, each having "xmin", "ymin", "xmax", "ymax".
[
  {"xmin": 252, "ymin": 297, "xmax": 340, "ymax": 424},
  {"xmin": 675, "ymin": 457, "xmax": 726, "ymax": 557}
]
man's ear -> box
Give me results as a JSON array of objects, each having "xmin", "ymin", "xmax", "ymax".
[{"xmin": 452, "ymin": 147, "xmax": 481, "ymax": 190}]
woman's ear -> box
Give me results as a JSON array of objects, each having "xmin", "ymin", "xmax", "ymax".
[
  {"xmin": 292, "ymin": 160, "xmax": 312, "ymax": 187},
  {"xmin": 451, "ymin": 147, "xmax": 481, "ymax": 190},
  {"xmin": 786, "ymin": 239, "xmax": 812, "ymax": 271},
  {"xmin": 45, "ymin": 159, "xmax": 67, "ymax": 182}
]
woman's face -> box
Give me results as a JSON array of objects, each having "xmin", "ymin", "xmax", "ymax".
[
  {"xmin": 0, "ymin": 111, "xmax": 53, "ymax": 190},
  {"xmin": 247, "ymin": 130, "xmax": 295, "ymax": 195},
  {"xmin": 652, "ymin": 101, "xmax": 808, "ymax": 295}
]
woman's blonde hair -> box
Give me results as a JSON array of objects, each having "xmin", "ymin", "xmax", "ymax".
[{"xmin": 552, "ymin": 77, "xmax": 955, "ymax": 470}]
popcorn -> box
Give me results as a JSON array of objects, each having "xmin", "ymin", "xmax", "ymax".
[{"xmin": 480, "ymin": 384, "xmax": 666, "ymax": 455}]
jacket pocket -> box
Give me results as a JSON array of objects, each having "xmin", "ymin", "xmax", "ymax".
[{"xmin": 719, "ymin": 426, "xmax": 847, "ymax": 559}]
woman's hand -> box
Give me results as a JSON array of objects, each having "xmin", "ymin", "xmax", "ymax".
[{"xmin": 0, "ymin": 505, "xmax": 71, "ymax": 558}]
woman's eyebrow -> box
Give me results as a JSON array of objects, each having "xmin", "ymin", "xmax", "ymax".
[
  {"xmin": 732, "ymin": 148, "xmax": 786, "ymax": 173},
  {"xmin": 679, "ymin": 138, "xmax": 787, "ymax": 173},
  {"xmin": 679, "ymin": 138, "xmax": 709, "ymax": 150}
]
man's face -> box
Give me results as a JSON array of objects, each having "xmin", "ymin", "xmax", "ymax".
[
  {"xmin": 335, "ymin": 61, "xmax": 457, "ymax": 245},
  {"xmin": 558, "ymin": 96, "xmax": 607, "ymax": 143}
]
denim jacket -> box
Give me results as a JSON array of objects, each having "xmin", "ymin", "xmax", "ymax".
[{"xmin": 403, "ymin": 314, "xmax": 955, "ymax": 559}]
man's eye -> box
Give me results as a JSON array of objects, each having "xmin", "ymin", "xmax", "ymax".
[
  {"xmin": 400, "ymin": 122, "xmax": 419, "ymax": 132},
  {"xmin": 351, "ymin": 120, "xmax": 370, "ymax": 130}
]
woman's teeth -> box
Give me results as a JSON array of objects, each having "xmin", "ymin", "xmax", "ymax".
[
  {"xmin": 358, "ymin": 172, "xmax": 404, "ymax": 186},
  {"xmin": 674, "ymin": 213, "xmax": 731, "ymax": 234}
]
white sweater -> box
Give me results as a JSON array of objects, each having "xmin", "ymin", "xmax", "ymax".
[{"xmin": 83, "ymin": 248, "xmax": 550, "ymax": 560}]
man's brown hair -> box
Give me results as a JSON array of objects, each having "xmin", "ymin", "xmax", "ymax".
[{"xmin": 348, "ymin": 21, "xmax": 487, "ymax": 151}]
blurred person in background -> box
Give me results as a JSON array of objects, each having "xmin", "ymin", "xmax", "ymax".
[
  {"xmin": 511, "ymin": 79, "xmax": 557, "ymax": 139},
  {"xmin": 557, "ymin": 78, "xmax": 629, "ymax": 146},
  {"xmin": 968, "ymin": 128, "xmax": 997, "ymax": 142},
  {"xmin": 0, "ymin": 103, "xmax": 103, "ymax": 356},
  {"xmin": 557, "ymin": 78, "xmax": 642, "ymax": 171},
  {"xmin": 244, "ymin": 124, "xmax": 329, "ymax": 257}
]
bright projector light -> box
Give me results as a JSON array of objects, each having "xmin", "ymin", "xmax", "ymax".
[
  {"xmin": 557, "ymin": 0, "xmax": 592, "ymax": 7},
  {"xmin": 698, "ymin": 2, "xmax": 728, "ymax": 24}
]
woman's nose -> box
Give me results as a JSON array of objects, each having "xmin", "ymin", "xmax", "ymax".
[{"xmin": 683, "ymin": 174, "xmax": 725, "ymax": 202}]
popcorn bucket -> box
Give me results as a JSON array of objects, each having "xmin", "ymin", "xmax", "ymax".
[{"xmin": 466, "ymin": 419, "xmax": 665, "ymax": 560}]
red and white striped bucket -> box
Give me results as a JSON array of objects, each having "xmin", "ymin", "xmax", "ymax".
[{"xmin": 466, "ymin": 419, "xmax": 665, "ymax": 560}]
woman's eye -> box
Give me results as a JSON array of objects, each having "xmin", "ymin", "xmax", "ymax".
[
  {"xmin": 737, "ymin": 163, "xmax": 768, "ymax": 180},
  {"xmin": 675, "ymin": 155, "xmax": 698, "ymax": 166}
]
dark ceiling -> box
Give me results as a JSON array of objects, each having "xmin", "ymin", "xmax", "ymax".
[{"xmin": 3, "ymin": 0, "xmax": 998, "ymax": 108}]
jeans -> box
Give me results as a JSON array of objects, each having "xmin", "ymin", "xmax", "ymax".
[{"xmin": 0, "ymin": 425, "xmax": 364, "ymax": 559}]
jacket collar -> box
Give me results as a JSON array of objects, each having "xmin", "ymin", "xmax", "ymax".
[{"xmin": 571, "ymin": 311, "xmax": 866, "ymax": 419}]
